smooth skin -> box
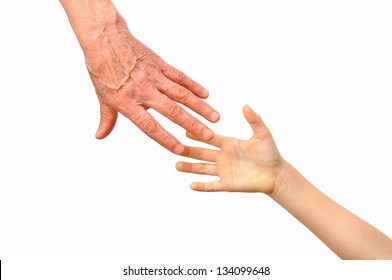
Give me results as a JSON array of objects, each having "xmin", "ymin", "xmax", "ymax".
[
  {"xmin": 176, "ymin": 105, "xmax": 392, "ymax": 260},
  {"xmin": 60, "ymin": 0, "xmax": 220, "ymax": 154}
]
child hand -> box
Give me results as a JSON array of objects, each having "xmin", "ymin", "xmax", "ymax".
[{"xmin": 176, "ymin": 105, "xmax": 284, "ymax": 194}]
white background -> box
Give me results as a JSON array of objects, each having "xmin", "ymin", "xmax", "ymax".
[{"xmin": 0, "ymin": 0, "xmax": 391, "ymax": 278}]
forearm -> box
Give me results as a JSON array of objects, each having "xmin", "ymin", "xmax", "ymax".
[
  {"xmin": 59, "ymin": 0, "xmax": 122, "ymax": 51},
  {"xmin": 60, "ymin": 0, "xmax": 137, "ymax": 88},
  {"xmin": 271, "ymin": 161, "xmax": 392, "ymax": 259}
]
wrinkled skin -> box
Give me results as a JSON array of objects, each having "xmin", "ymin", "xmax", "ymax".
[{"xmin": 83, "ymin": 14, "xmax": 220, "ymax": 154}]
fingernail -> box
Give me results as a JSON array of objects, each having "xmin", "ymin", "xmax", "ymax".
[
  {"xmin": 202, "ymin": 129, "xmax": 214, "ymax": 140},
  {"xmin": 173, "ymin": 144, "xmax": 184, "ymax": 155},
  {"xmin": 210, "ymin": 112, "xmax": 220, "ymax": 122}
]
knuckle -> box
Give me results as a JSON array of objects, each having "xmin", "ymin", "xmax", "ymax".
[
  {"xmin": 160, "ymin": 134, "xmax": 177, "ymax": 149},
  {"xmin": 136, "ymin": 81, "xmax": 153, "ymax": 100},
  {"xmin": 176, "ymin": 70, "xmax": 186, "ymax": 82},
  {"xmin": 113, "ymin": 94, "xmax": 129, "ymax": 110},
  {"xmin": 188, "ymin": 79, "xmax": 197, "ymax": 89},
  {"xmin": 131, "ymin": 109, "xmax": 143, "ymax": 123},
  {"xmin": 194, "ymin": 99, "xmax": 208, "ymax": 113},
  {"xmin": 188, "ymin": 118, "xmax": 201, "ymax": 132},
  {"xmin": 174, "ymin": 87, "xmax": 190, "ymax": 103},
  {"xmin": 194, "ymin": 149, "xmax": 203, "ymax": 160},
  {"xmin": 140, "ymin": 118, "xmax": 158, "ymax": 135},
  {"xmin": 166, "ymin": 104, "xmax": 183, "ymax": 119}
]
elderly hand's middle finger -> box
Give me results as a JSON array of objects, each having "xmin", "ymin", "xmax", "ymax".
[
  {"xmin": 147, "ymin": 92, "xmax": 214, "ymax": 141},
  {"xmin": 158, "ymin": 79, "xmax": 220, "ymax": 123}
]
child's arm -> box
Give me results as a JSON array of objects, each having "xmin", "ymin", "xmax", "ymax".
[
  {"xmin": 176, "ymin": 105, "xmax": 392, "ymax": 259},
  {"xmin": 272, "ymin": 161, "xmax": 392, "ymax": 259}
]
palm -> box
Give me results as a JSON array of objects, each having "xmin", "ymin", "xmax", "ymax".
[
  {"xmin": 216, "ymin": 134, "xmax": 281, "ymax": 193},
  {"xmin": 177, "ymin": 105, "xmax": 283, "ymax": 193}
]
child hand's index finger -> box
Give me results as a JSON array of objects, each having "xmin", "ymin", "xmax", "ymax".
[{"xmin": 180, "ymin": 146, "xmax": 218, "ymax": 162}]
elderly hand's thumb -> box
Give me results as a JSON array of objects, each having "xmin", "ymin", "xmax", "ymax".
[{"xmin": 96, "ymin": 101, "xmax": 118, "ymax": 139}]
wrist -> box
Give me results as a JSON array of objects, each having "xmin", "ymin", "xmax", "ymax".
[
  {"xmin": 60, "ymin": 0, "xmax": 122, "ymax": 50},
  {"xmin": 269, "ymin": 159, "xmax": 295, "ymax": 200}
]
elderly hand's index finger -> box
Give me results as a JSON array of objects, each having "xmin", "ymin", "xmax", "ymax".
[
  {"xmin": 121, "ymin": 105, "xmax": 184, "ymax": 154},
  {"xmin": 186, "ymin": 132, "xmax": 226, "ymax": 148}
]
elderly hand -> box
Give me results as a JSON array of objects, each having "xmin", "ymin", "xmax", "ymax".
[{"xmin": 60, "ymin": 0, "xmax": 220, "ymax": 154}]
